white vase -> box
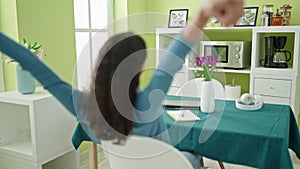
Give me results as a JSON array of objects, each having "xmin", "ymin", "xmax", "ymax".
[{"xmin": 201, "ymin": 80, "xmax": 215, "ymax": 113}]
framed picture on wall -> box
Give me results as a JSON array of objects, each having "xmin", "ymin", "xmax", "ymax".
[
  {"xmin": 168, "ymin": 9, "xmax": 189, "ymax": 28},
  {"xmin": 235, "ymin": 7, "xmax": 259, "ymax": 27}
]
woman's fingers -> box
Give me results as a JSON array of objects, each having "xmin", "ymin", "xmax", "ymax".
[{"xmin": 202, "ymin": 0, "xmax": 244, "ymax": 25}]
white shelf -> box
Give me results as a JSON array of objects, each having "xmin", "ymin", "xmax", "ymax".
[
  {"xmin": 253, "ymin": 26, "xmax": 300, "ymax": 33},
  {"xmin": 156, "ymin": 26, "xmax": 254, "ymax": 34},
  {"xmin": 0, "ymin": 87, "xmax": 51, "ymax": 106},
  {"xmin": 0, "ymin": 140, "xmax": 33, "ymax": 157},
  {"xmin": 156, "ymin": 28, "xmax": 183, "ymax": 34},
  {"xmin": 189, "ymin": 67, "xmax": 251, "ymax": 74},
  {"xmin": 204, "ymin": 26, "xmax": 253, "ymax": 30},
  {"xmin": 0, "ymin": 90, "xmax": 78, "ymax": 169},
  {"xmin": 157, "ymin": 26, "xmax": 300, "ymax": 33}
]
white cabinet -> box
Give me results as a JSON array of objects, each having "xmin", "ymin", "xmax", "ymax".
[
  {"xmin": 0, "ymin": 88, "xmax": 79, "ymax": 169},
  {"xmin": 156, "ymin": 28, "xmax": 195, "ymax": 95},
  {"xmin": 156, "ymin": 28, "xmax": 185, "ymax": 95},
  {"xmin": 250, "ymin": 26, "xmax": 300, "ymax": 121},
  {"xmin": 156, "ymin": 26, "xmax": 300, "ymax": 121}
]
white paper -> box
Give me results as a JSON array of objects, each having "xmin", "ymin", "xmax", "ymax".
[
  {"xmin": 162, "ymin": 100, "xmax": 200, "ymax": 108},
  {"xmin": 167, "ymin": 110, "xmax": 200, "ymax": 122}
]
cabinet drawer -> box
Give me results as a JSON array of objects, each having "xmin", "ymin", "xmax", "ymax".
[
  {"xmin": 261, "ymin": 96, "xmax": 290, "ymax": 105},
  {"xmin": 254, "ymin": 78, "xmax": 291, "ymax": 98}
]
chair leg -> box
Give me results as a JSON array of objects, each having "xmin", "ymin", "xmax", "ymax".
[
  {"xmin": 200, "ymin": 156, "xmax": 205, "ymax": 167},
  {"xmin": 89, "ymin": 142, "xmax": 98, "ymax": 169},
  {"xmin": 201, "ymin": 156, "xmax": 225, "ymax": 169},
  {"xmin": 218, "ymin": 161, "xmax": 225, "ymax": 169}
]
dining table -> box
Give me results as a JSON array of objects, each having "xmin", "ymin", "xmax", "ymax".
[{"xmin": 163, "ymin": 95, "xmax": 300, "ymax": 169}]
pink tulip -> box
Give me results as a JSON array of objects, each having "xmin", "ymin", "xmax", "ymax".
[
  {"xmin": 202, "ymin": 56, "xmax": 209, "ymax": 65},
  {"xmin": 6, "ymin": 57, "xmax": 14, "ymax": 63},
  {"xmin": 196, "ymin": 57, "xmax": 203, "ymax": 66},
  {"xmin": 210, "ymin": 56, "xmax": 218, "ymax": 66},
  {"xmin": 196, "ymin": 56, "xmax": 218, "ymax": 81},
  {"xmin": 37, "ymin": 49, "xmax": 44, "ymax": 60}
]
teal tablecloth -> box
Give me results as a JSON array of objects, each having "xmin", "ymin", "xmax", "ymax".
[{"xmin": 164, "ymin": 95, "xmax": 300, "ymax": 169}]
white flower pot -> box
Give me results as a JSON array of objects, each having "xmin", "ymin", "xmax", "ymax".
[{"xmin": 200, "ymin": 80, "xmax": 215, "ymax": 113}]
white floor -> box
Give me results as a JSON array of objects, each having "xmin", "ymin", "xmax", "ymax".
[
  {"xmin": 203, "ymin": 150, "xmax": 300, "ymax": 169},
  {"xmin": 80, "ymin": 147, "xmax": 110, "ymax": 169},
  {"xmin": 80, "ymin": 147, "xmax": 300, "ymax": 169},
  {"xmin": 203, "ymin": 158, "xmax": 300, "ymax": 169}
]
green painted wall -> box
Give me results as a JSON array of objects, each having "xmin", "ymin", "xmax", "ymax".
[
  {"xmin": 0, "ymin": 0, "xmax": 18, "ymax": 39},
  {"xmin": 0, "ymin": 0, "xmax": 19, "ymax": 91},
  {"xmin": 16, "ymin": 0, "xmax": 76, "ymax": 85},
  {"xmin": 114, "ymin": 0, "xmax": 128, "ymax": 33},
  {"xmin": 1, "ymin": 0, "xmax": 76, "ymax": 91}
]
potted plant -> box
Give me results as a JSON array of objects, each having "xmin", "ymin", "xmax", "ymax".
[
  {"xmin": 195, "ymin": 55, "xmax": 218, "ymax": 113},
  {"xmin": 6, "ymin": 38, "xmax": 44, "ymax": 94}
]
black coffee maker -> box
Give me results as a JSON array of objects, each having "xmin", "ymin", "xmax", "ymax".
[{"xmin": 263, "ymin": 36, "xmax": 291, "ymax": 68}]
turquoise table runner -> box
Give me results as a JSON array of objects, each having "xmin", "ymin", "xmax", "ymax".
[{"xmin": 163, "ymin": 95, "xmax": 300, "ymax": 169}]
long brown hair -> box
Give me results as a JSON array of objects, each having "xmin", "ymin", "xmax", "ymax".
[{"xmin": 85, "ymin": 32, "xmax": 146, "ymax": 143}]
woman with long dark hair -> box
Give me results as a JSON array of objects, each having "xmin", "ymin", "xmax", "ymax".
[{"xmin": 0, "ymin": 0, "xmax": 243, "ymax": 168}]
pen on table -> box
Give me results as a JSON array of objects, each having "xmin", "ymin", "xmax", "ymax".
[{"xmin": 181, "ymin": 110, "xmax": 185, "ymax": 117}]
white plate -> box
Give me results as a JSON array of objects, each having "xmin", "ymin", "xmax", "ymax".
[{"xmin": 235, "ymin": 95, "xmax": 263, "ymax": 111}]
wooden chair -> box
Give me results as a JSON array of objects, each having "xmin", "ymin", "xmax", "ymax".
[{"xmin": 176, "ymin": 78, "xmax": 226, "ymax": 169}]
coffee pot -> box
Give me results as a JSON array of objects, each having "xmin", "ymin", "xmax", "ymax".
[
  {"xmin": 262, "ymin": 36, "xmax": 291, "ymax": 68},
  {"xmin": 272, "ymin": 36, "xmax": 291, "ymax": 68},
  {"xmin": 272, "ymin": 50, "xmax": 291, "ymax": 68}
]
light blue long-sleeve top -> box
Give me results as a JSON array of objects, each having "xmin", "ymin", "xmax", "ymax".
[{"xmin": 0, "ymin": 32, "xmax": 195, "ymax": 149}]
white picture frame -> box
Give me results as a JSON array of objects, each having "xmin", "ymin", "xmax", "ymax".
[
  {"xmin": 168, "ymin": 9, "xmax": 189, "ymax": 28},
  {"xmin": 235, "ymin": 7, "xmax": 259, "ymax": 27}
]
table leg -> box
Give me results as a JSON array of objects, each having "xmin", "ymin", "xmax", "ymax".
[
  {"xmin": 218, "ymin": 161, "xmax": 225, "ymax": 169},
  {"xmin": 89, "ymin": 142, "xmax": 98, "ymax": 169}
]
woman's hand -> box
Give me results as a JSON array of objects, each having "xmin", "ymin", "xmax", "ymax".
[
  {"xmin": 200, "ymin": 0, "xmax": 244, "ymax": 26},
  {"xmin": 184, "ymin": 0, "xmax": 244, "ymax": 42}
]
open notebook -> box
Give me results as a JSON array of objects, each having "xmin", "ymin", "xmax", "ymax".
[
  {"xmin": 167, "ymin": 110, "xmax": 200, "ymax": 122},
  {"xmin": 162, "ymin": 99, "xmax": 201, "ymax": 109}
]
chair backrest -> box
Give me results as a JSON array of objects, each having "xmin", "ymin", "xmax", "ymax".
[
  {"xmin": 176, "ymin": 78, "xmax": 225, "ymax": 99},
  {"xmin": 101, "ymin": 136, "xmax": 194, "ymax": 169}
]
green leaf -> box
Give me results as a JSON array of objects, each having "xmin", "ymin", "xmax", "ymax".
[
  {"xmin": 202, "ymin": 64, "xmax": 212, "ymax": 81},
  {"xmin": 22, "ymin": 38, "xmax": 26, "ymax": 44},
  {"xmin": 32, "ymin": 44, "xmax": 42, "ymax": 50},
  {"xmin": 31, "ymin": 42, "xmax": 37, "ymax": 48}
]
